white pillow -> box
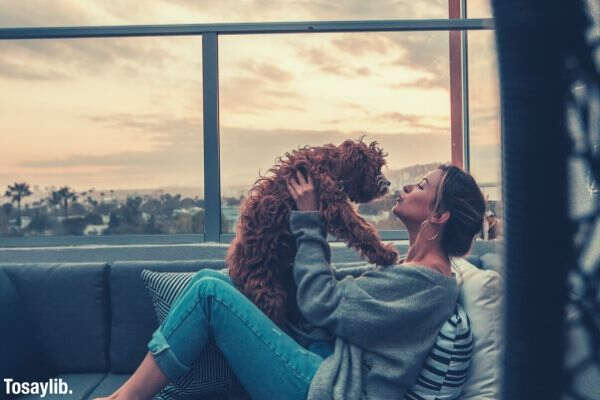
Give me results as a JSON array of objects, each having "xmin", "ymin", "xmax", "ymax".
[{"xmin": 451, "ymin": 257, "xmax": 504, "ymax": 400}]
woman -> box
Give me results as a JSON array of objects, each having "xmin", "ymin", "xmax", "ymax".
[{"xmin": 95, "ymin": 163, "xmax": 485, "ymax": 400}]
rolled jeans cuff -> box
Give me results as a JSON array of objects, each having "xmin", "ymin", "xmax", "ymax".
[{"xmin": 147, "ymin": 328, "xmax": 190, "ymax": 382}]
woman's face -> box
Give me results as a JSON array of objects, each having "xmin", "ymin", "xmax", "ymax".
[{"xmin": 392, "ymin": 168, "xmax": 445, "ymax": 227}]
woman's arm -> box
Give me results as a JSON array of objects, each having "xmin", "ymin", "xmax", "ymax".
[
  {"xmin": 332, "ymin": 263, "xmax": 375, "ymax": 280},
  {"xmin": 289, "ymin": 210, "xmax": 349, "ymax": 333}
]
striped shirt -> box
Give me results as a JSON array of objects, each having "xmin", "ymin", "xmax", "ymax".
[{"xmin": 405, "ymin": 304, "xmax": 473, "ymax": 400}]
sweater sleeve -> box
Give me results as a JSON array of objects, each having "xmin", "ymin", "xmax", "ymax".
[
  {"xmin": 289, "ymin": 211, "xmax": 453, "ymax": 345},
  {"xmin": 289, "ymin": 211, "xmax": 342, "ymax": 331},
  {"xmin": 333, "ymin": 263, "xmax": 376, "ymax": 279}
]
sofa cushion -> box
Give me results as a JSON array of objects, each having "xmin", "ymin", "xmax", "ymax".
[
  {"xmin": 463, "ymin": 254, "xmax": 482, "ymax": 268},
  {"xmin": 451, "ymin": 257, "xmax": 504, "ymax": 400},
  {"xmin": 0, "ymin": 268, "xmax": 54, "ymax": 397},
  {"xmin": 480, "ymin": 252, "xmax": 504, "ymax": 275},
  {"xmin": 108, "ymin": 260, "xmax": 226, "ymax": 373},
  {"xmin": 141, "ymin": 269, "xmax": 242, "ymax": 399},
  {"xmin": 0, "ymin": 262, "xmax": 110, "ymax": 373}
]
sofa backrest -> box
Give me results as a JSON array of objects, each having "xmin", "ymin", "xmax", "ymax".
[
  {"xmin": 108, "ymin": 259, "xmax": 227, "ymax": 373},
  {"xmin": 0, "ymin": 262, "xmax": 110, "ymax": 373}
]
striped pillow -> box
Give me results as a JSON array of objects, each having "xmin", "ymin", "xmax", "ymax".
[
  {"xmin": 405, "ymin": 303, "xmax": 473, "ymax": 400},
  {"xmin": 141, "ymin": 269, "xmax": 246, "ymax": 400}
]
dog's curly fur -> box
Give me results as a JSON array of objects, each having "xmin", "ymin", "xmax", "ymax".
[{"xmin": 226, "ymin": 137, "xmax": 399, "ymax": 327}]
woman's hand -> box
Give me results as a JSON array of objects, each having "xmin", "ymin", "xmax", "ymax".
[{"xmin": 286, "ymin": 170, "xmax": 318, "ymax": 211}]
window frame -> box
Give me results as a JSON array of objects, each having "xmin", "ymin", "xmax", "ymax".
[{"xmin": 0, "ymin": 12, "xmax": 495, "ymax": 244}]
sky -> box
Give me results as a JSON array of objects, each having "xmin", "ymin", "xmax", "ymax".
[{"xmin": 0, "ymin": 0, "xmax": 499, "ymax": 195}]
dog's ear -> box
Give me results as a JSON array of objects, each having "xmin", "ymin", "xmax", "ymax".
[
  {"xmin": 338, "ymin": 139, "xmax": 363, "ymax": 166},
  {"xmin": 368, "ymin": 140, "xmax": 387, "ymax": 162}
]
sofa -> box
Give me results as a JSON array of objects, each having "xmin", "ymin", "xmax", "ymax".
[{"xmin": 0, "ymin": 245, "xmax": 502, "ymax": 400}]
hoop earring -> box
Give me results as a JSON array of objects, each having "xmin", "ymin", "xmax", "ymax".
[
  {"xmin": 422, "ymin": 219, "xmax": 439, "ymax": 241},
  {"xmin": 428, "ymin": 231, "xmax": 440, "ymax": 241}
]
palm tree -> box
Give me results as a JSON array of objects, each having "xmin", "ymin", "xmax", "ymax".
[
  {"xmin": 57, "ymin": 186, "xmax": 78, "ymax": 219},
  {"xmin": 47, "ymin": 191, "xmax": 62, "ymax": 216},
  {"xmin": 4, "ymin": 182, "xmax": 32, "ymax": 227},
  {"xmin": 86, "ymin": 196, "xmax": 98, "ymax": 210}
]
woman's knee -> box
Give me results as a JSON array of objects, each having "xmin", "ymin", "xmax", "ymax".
[
  {"xmin": 191, "ymin": 276, "xmax": 237, "ymax": 303},
  {"xmin": 191, "ymin": 268, "xmax": 231, "ymax": 285}
]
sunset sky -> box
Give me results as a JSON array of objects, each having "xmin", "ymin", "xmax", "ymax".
[{"xmin": 0, "ymin": 0, "xmax": 499, "ymax": 195}]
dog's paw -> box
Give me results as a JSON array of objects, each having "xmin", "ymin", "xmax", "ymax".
[{"xmin": 372, "ymin": 246, "xmax": 399, "ymax": 266}]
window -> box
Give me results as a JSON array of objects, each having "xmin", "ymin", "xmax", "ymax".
[
  {"xmin": 0, "ymin": 37, "xmax": 204, "ymax": 236},
  {"xmin": 219, "ymin": 32, "xmax": 450, "ymax": 234},
  {"xmin": 467, "ymin": 30, "xmax": 502, "ymax": 240},
  {"xmin": 1, "ymin": 4, "xmax": 498, "ymax": 243}
]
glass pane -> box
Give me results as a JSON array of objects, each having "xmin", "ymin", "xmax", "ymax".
[
  {"xmin": 467, "ymin": 0, "xmax": 493, "ymax": 18},
  {"xmin": 0, "ymin": 37, "xmax": 204, "ymax": 237},
  {"xmin": 0, "ymin": 1, "xmax": 449, "ymax": 28},
  {"xmin": 220, "ymin": 32, "xmax": 451, "ymax": 234},
  {"xmin": 467, "ymin": 30, "xmax": 502, "ymax": 241}
]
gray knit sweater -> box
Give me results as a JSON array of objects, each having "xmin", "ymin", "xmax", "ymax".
[{"xmin": 288, "ymin": 211, "xmax": 459, "ymax": 400}]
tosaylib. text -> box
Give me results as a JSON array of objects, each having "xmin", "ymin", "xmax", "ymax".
[{"xmin": 3, "ymin": 378, "xmax": 73, "ymax": 398}]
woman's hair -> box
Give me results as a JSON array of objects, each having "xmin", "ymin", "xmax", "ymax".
[{"xmin": 431, "ymin": 164, "xmax": 486, "ymax": 257}]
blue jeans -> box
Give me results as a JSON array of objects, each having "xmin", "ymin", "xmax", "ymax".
[{"xmin": 147, "ymin": 269, "xmax": 332, "ymax": 400}]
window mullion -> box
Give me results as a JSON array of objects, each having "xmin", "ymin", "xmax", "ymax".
[{"xmin": 202, "ymin": 33, "xmax": 221, "ymax": 242}]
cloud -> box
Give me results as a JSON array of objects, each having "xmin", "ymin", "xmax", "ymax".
[
  {"xmin": 0, "ymin": 0, "xmax": 445, "ymax": 29},
  {"xmin": 0, "ymin": 1, "xmax": 93, "ymax": 27},
  {"xmin": 371, "ymin": 112, "xmax": 449, "ymax": 134},
  {"xmin": 158, "ymin": 0, "xmax": 446, "ymax": 21},
  {"xmin": 296, "ymin": 46, "xmax": 373, "ymax": 77},
  {"xmin": 386, "ymin": 34, "xmax": 450, "ymax": 90},
  {"xmin": 296, "ymin": 30, "xmax": 450, "ymax": 86},
  {"xmin": 0, "ymin": 60, "xmax": 69, "ymax": 80},
  {"xmin": 16, "ymin": 113, "xmax": 205, "ymax": 189},
  {"xmin": 23, "ymin": 113, "xmax": 203, "ymax": 169},
  {"xmin": 219, "ymin": 76, "xmax": 305, "ymax": 114},
  {"xmin": 373, "ymin": 112, "xmax": 422, "ymax": 125},
  {"xmin": 0, "ymin": 36, "xmax": 176, "ymax": 82},
  {"xmin": 331, "ymin": 34, "xmax": 390, "ymax": 56},
  {"xmin": 388, "ymin": 76, "xmax": 448, "ymax": 90},
  {"xmin": 81, "ymin": 113, "xmax": 203, "ymax": 145},
  {"xmin": 338, "ymin": 101, "xmax": 371, "ymax": 113},
  {"xmin": 297, "ymin": 47, "xmax": 337, "ymax": 70},
  {"xmin": 237, "ymin": 60, "xmax": 294, "ymax": 83},
  {"xmin": 355, "ymin": 66, "xmax": 371, "ymax": 76}
]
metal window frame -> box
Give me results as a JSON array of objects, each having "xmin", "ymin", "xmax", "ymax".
[
  {"xmin": 0, "ymin": 19, "xmax": 493, "ymax": 39},
  {"xmin": 461, "ymin": 0, "xmax": 471, "ymax": 172},
  {"xmin": 0, "ymin": 16, "xmax": 494, "ymax": 243}
]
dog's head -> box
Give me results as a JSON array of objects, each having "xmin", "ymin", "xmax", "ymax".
[{"xmin": 333, "ymin": 138, "xmax": 390, "ymax": 203}]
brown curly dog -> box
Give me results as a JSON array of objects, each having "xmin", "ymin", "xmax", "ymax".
[{"xmin": 226, "ymin": 137, "xmax": 399, "ymax": 327}]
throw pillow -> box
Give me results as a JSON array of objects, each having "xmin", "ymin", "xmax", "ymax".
[
  {"xmin": 141, "ymin": 269, "xmax": 246, "ymax": 400},
  {"xmin": 451, "ymin": 257, "xmax": 504, "ymax": 400},
  {"xmin": 0, "ymin": 268, "xmax": 54, "ymax": 400},
  {"xmin": 406, "ymin": 303, "xmax": 473, "ymax": 400}
]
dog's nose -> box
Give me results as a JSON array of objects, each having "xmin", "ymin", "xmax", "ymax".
[{"xmin": 377, "ymin": 175, "xmax": 390, "ymax": 191}]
